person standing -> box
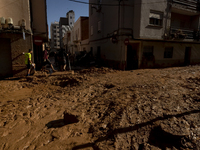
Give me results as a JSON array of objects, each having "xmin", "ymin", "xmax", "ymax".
[
  {"xmin": 41, "ymin": 47, "xmax": 56, "ymax": 72},
  {"xmin": 24, "ymin": 49, "xmax": 35, "ymax": 76},
  {"xmin": 58, "ymin": 49, "xmax": 68, "ymax": 71}
]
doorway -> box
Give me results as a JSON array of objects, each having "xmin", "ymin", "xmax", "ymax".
[
  {"xmin": 0, "ymin": 38, "xmax": 12, "ymax": 78},
  {"xmin": 126, "ymin": 44, "xmax": 139, "ymax": 70},
  {"xmin": 184, "ymin": 47, "xmax": 191, "ymax": 66}
]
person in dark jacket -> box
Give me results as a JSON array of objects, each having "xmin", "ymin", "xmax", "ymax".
[
  {"xmin": 58, "ymin": 49, "xmax": 68, "ymax": 71},
  {"xmin": 41, "ymin": 47, "xmax": 56, "ymax": 72}
]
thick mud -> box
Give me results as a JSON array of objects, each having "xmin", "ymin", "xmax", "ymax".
[{"xmin": 0, "ymin": 66, "xmax": 200, "ymax": 150}]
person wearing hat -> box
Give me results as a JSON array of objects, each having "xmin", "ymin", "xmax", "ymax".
[{"xmin": 24, "ymin": 49, "xmax": 36, "ymax": 76}]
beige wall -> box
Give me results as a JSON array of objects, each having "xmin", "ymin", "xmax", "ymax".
[
  {"xmin": 72, "ymin": 17, "xmax": 89, "ymax": 53},
  {"xmin": 30, "ymin": 0, "xmax": 48, "ymax": 41},
  {"xmin": 0, "ymin": 0, "xmax": 33, "ymax": 78},
  {"xmin": 74, "ymin": 17, "xmax": 81, "ymax": 41},
  {"xmin": 139, "ymin": 0, "xmax": 169, "ymax": 39},
  {"xmin": 0, "ymin": 0, "xmax": 31, "ymax": 30},
  {"xmin": 141, "ymin": 41, "xmax": 200, "ymax": 68}
]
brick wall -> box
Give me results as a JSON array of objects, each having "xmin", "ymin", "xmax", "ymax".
[{"xmin": 0, "ymin": 33, "xmax": 32, "ymax": 77}]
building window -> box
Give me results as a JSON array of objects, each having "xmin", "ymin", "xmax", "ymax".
[
  {"xmin": 91, "ymin": 26, "xmax": 93, "ymax": 35},
  {"xmin": 149, "ymin": 11, "xmax": 163, "ymax": 26},
  {"xmin": 164, "ymin": 47, "xmax": 173, "ymax": 58},
  {"xmin": 98, "ymin": 21, "xmax": 101, "ymax": 33},
  {"xmin": 143, "ymin": 46, "xmax": 154, "ymax": 56},
  {"xmin": 70, "ymin": 16, "xmax": 72, "ymax": 19}
]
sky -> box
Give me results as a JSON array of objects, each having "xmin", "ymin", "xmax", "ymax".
[{"xmin": 47, "ymin": 0, "xmax": 89, "ymax": 38}]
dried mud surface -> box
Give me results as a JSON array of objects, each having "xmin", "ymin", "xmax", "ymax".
[{"xmin": 0, "ymin": 66, "xmax": 200, "ymax": 150}]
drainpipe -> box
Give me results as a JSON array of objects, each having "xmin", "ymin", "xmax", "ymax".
[
  {"xmin": 29, "ymin": 0, "xmax": 34, "ymax": 64},
  {"xmin": 118, "ymin": 0, "xmax": 125, "ymax": 70},
  {"xmin": 118, "ymin": 0, "xmax": 122, "ymax": 32}
]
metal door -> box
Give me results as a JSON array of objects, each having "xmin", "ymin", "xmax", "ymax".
[{"xmin": 0, "ymin": 38, "xmax": 12, "ymax": 78}]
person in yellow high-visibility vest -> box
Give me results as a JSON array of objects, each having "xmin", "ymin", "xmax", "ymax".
[{"xmin": 24, "ymin": 49, "xmax": 35, "ymax": 76}]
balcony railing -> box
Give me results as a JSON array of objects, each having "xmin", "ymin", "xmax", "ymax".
[
  {"xmin": 169, "ymin": 27, "xmax": 200, "ymax": 40},
  {"xmin": 170, "ymin": 0, "xmax": 200, "ymax": 11}
]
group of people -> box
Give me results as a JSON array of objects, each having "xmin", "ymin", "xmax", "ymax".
[
  {"xmin": 24, "ymin": 47, "xmax": 69, "ymax": 76},
  {"xmin": 54, "ymin": 49, "xmax": 69, "ymax": 71}
]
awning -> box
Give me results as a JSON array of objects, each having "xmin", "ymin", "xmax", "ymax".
[{"xmin": 149, "ymin": 13, "xmax": 162, "ymax": 19}]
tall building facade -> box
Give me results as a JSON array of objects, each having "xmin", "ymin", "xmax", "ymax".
[
  {"xmin": 50, "ymin": 22, "xmax": 60, "ymax": 49},
  {"xmin": 63, "ymin": 16, "xmax": 89, "ymax": 54},
  {"xmin": 59, "ymin": 10, "xmax": 75, "ymax": 49},
  {"xmin": 89, "ymin": 0, "xmax": 200, "ymax": 70},
  {"xmin": 67, "ymin": 10, "xmax": 75, "ymax": 27}
]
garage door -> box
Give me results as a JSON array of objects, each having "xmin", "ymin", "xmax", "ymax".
[{"xmin": 0, "ymin": 38, "xmax": 12, "ymax": 78}]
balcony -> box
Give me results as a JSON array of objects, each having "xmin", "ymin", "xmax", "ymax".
[
  {"xmin": 170, "ymin": 0, "xmax": 200, "ymax": 13},
  {"xmin": 169, "ymin": 27, "xmax": 200, "ymax": 40}
]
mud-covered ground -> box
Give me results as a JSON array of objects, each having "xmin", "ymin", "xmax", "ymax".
[{"xmin": 0, "ymin": 66, "xmax": 200, "ymax": 150}]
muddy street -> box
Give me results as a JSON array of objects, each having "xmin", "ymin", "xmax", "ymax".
[{"xmin": 0, "ymin": 66, "xmax": 200, "ymax": 150}]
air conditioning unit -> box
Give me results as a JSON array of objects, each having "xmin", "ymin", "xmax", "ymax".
[
  {"xmin": 7, "ymin": 18, "xmax": 13, "ymax": 25},
  {"xmin": 13, "ymin": 26, "xmax": 21, "ymax": 30},
  {"xmin": 5, "ymin": 17, "xmax": 13, "ymax": 29},
  {"xmin": 18, "ymin": 19, "xmax": 26, "ymax": 29},
  {"xmin": 0, "ymin": 17, "xmax": 5, "ymax": 25}
]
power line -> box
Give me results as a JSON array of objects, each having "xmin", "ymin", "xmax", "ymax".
[
  {"xmin": 69, "ymin": 0, "xmax": 168, "ymax": 6},
  {"xmin": 69, "ymin": 0, "xmax": 119, "ymax": 6}
]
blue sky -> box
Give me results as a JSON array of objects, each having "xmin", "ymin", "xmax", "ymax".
[{"xmin": 47, "ymin": 0, "xmax": 89, "ymax": 38}]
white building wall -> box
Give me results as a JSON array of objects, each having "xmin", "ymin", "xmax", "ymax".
[
  {"xmin": 89, "ymin": 0, "xmax": 200, "ymax": 69},
  {"xmin": 67, "ymin": 11, "xmax": 75, "ymax": 27}
]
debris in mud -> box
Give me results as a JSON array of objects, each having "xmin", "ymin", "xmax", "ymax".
[
  {"xmin": 148, "ymin": 126, "xmax": 187, "ymax": 149},
  {"xmin": 104, "ymin": 83, "xmax": 116, "ymax": 89},
  {"xmin": 46, "ymin": 119, "xmax": 65, "ymax": 129},
  {"xmin": 79, "ymin": 67, "xmax": 117, "ymax": 74},
  {"xmin": 63, "ymin": 111, "xmax": 79, "ymax": 124},
  {"xmin": 53, "ymin": 76, "xmax": 85, "ymax": 87}
]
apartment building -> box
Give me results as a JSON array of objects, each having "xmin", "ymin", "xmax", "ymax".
[
  {"xmin": 0, "ymin": 0, "xmax": 48, "ymax": 78},
  {"xmin": 63, "ymin": 16, "xmax": 89, "ymax": 55},
  {"xmin": 89, "ymin": 0, "xmax": 200, "ymax": 70},
  {"xmin": 50, "ymin": 22, "xmax": 60, "ymax": 49},
  {"xmin": 67, "ymin": 10, "xmax": 75, "ymax": 27},
  {"xmin": 59, "ymin": 10, "xmax": 75, "ymax": 49}
]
